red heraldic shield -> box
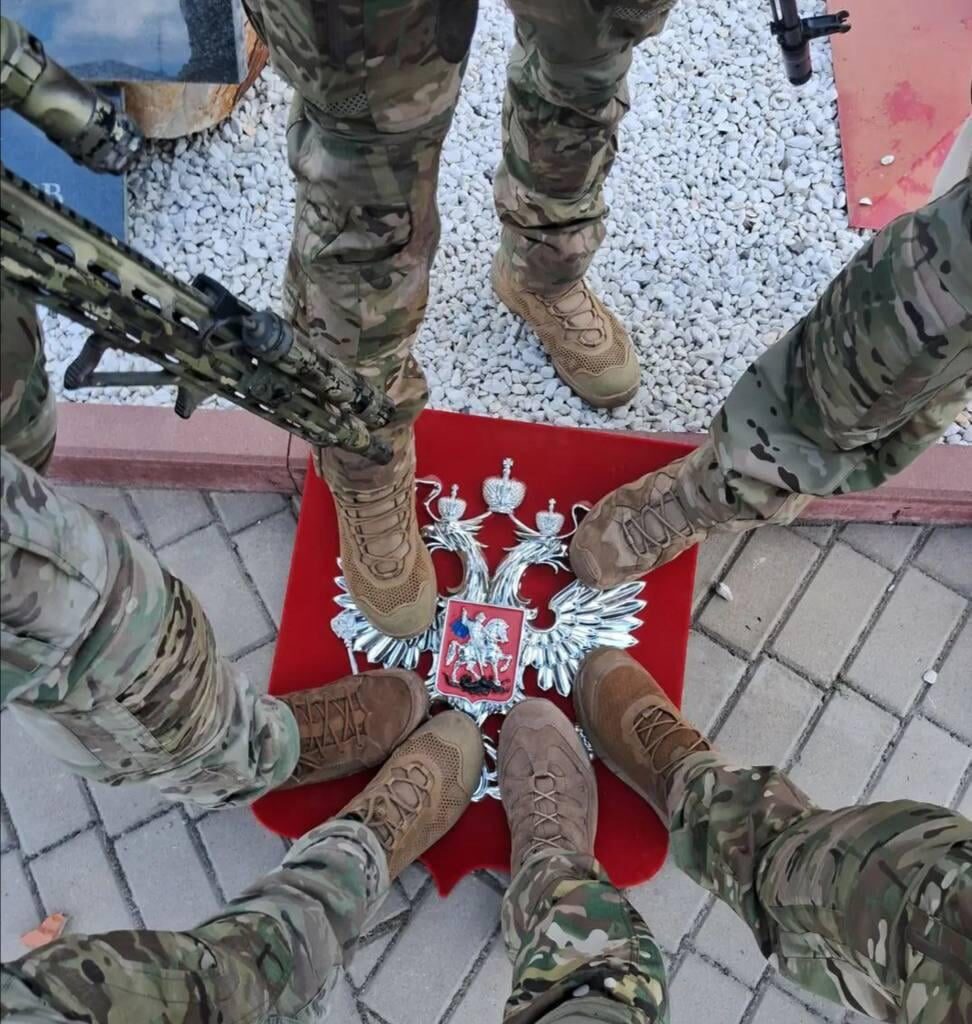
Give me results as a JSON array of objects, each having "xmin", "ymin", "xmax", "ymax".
[{"xmin": 436, "ymin": 599, "xmax": 526, "ymax": 708}]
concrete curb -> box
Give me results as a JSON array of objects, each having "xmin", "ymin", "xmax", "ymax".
[{"xmin": 48, "ymin": 402, "xmax": 972, "ymax": 522}]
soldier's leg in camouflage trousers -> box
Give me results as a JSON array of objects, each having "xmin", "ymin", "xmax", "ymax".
[
  {"xmin": 575, "ymin": 650, "xmax": 972, "ymax": 1023},
  {"xmin": 572, "ymin": 168, "xmax": 971, "ymax": 588},
  {"xmin": 1, "ymin": 712, "xmax": 482, "ymax": 1022},
  {"xmin": 248, "ymin": 0, "xmax": 479, "ymax": 636},
  {"xmin": 498, "ymin": 700, "xmax": 669, "ymax": 1024},
  {"xmin": 0, "ymin": 819, "xmax": 388, "ymax": 1022},
  {"xmin": 502, "ymin": 852, "xmax": 669, "ymax": 1024},
  {"xmin": 0, "ymin": 448, "xmax": 299, "ymax": 806},
  {"xmin": 0, "ymin": 290, "xmax": 57, "ymax": 472},
  {"xmin": 492, "ymin": 0, "xmax": 677, "ymax": 408},
  {"xmin": 669, "ymin": 755, "xmax": 972, "ymax": 1022}
]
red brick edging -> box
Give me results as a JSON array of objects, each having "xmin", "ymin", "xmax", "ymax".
[{"xmin": 47, "ymin": 402, "xmax": 972, "ymax": 523}]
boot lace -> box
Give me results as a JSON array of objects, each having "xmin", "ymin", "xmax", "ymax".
[
  {"xmin": 343, "ymin": 481, "xmax": 413, "ymax": 570},
  {"xmin": 632, "ymin": 706, "xmax": 708, "ymax": 782},
  {"xmin": 522, "ymin": 772, "xmax": 570, "ymax": 861},
  {"xmin": 621, "ymin": 490, "xmax": 695, "ymax": 557},
  {"xmin": 356, "ymin": 763, "xmax": 433, "ymax": 851},
  {"xmin": 540, "ymin": 282, "xmax": 605, "ymax": 348},
  {"xmin": 295, "ymin": 692, "xmax": 366, "ymax": 763}
]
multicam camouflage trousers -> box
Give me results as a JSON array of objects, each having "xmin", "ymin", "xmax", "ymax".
[
  {"xmin": 4, "ymin": 754, "xmax": 969, "ymax": 1022},
  {"xmin": 696, "ymin": 165, "xmax": 972, "ymax": 524},
  {"xmin": 245, "ymin": 0, "xmax": 677, "ymax": 423},
  {"xmin": 0, "ymin": 291, "xmax": 299, "ymax": 806}
]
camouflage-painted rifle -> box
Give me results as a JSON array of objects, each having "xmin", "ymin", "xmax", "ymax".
[{"xmin": 0, "ymin": 15, "xmax": 393, "ymax": 463}]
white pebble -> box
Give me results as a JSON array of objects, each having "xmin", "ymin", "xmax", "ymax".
[
  {"xmin": 880, "ymin": 154, "xmax": 895, "ymax": 166},
  {"xmin": 714, "ymin": 581, "xmax": 733, "ymax": 602}
]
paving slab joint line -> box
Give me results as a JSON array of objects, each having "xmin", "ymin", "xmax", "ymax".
[
  {"xmin": 830, "ymin": 525, "xmax": 936, "ymax": 675},
  {"xmin": 953, "ymin": 763, "xmax": 972, "ymax": 812},
  {"xmin": 147, "ymin": 505, "xmax": 218, "ymax": 555},
  {"xmin": 705, "ymin": 652, "xmax": 822, "ymax": 760},
  {"xmin": 906, "ymin": 525, "xmax": 972, "ymax": 601},
  {"xmin": 857, "ymin": 677, "xmax": 944, "ymax": 805},
  {"xmin": 358, "ymin": 906, "xmax": 411, "ymax": 948},
  {"xmin": 738, "ymin": 974, "xmax": 837, "ymax": 1024},
  {"xmin": 348, "ymin": 892, "xmax": 423, "ymax": 996},
  {"xmin": 669, "ymin": 890, "xmax": 716, "ymax": 976},
  {"xmin": 182, "ymin": 807, "xmax": 231, "ymax": 906},
  {"xmin": 438, "ymin": 922, "xmax": 504, "ymax": 1024},
  {"xmin": 198, "ymin": 493, "xmax": 279, "ymax": 641},
  {"xmin": 776, "ymin": 685, "xmax": 832, "ymax": 776},
  {"xmin": 229, "ymin": 632, "xmax": 281, "ymax": 668},
  {"xmin": 77, "ymin": 779, "xmax": 149, "ymax": 928},
  {"xmin": 121, "ymin": 488, "xmax": 151, "ymax": 543},
  {"xmin": 3, "ymin": 846, "xmax": 47, "ymax": 927},
  {"xmin": 930, "ymin": 600, "xmax": 971, "ymax": 675},
  {"xmin": 1, "ymin": 795, "xmax": 19, "ymax": 856},
  {"xmin": 362, "ymin": 1002, "xmax": 395, "ymax": 1024},
  {"xmin": 690, "ymin": 531, "xmax": 753, "ymax": 624},
  {"xmin": 475, "ymin": 867, "xmax": 510, "ymax": 897},
  {"xmin": 692, "ymin": 520, "xmax": 837, "ymax": 631},
  {"xmin": 682, "ymin": 939, "xmax": 762, "ymax": 997},
  {"xmin": 691, "ymin": 537, "xmax": 829, "ymax": 669},
  {"xmin": 17, "ymin": 821, "xmax": 98, "ymax": 864}
]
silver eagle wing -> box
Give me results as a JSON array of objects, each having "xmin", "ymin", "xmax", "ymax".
[{"xmin": 521, "ymin": 579, "xmax": 646, "ymax": 697}]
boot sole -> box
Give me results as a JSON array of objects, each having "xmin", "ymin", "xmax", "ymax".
[{"xmin": 492, "ymin": 263, "xmax": 639, "ymax": 410}]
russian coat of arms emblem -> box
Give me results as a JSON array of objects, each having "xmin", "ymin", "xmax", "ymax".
[{"xmin": 330, "ymin": 458, "xmax": 646, "ymax": 798}]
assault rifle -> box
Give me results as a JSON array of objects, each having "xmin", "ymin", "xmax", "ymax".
[{"xmin": 0, "ymin": 16, "xmax": 392, "ymax": 463}]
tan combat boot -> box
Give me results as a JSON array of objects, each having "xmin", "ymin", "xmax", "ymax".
[
  {"xmin": 574, "ymin": 649, "xmax": 710, "ymax": 827},
  {"xmin": 278, "ymin": 670, "xmax": 429, "ymax": 789},
  {"xmin": 318, "ymin": 426, "xmax": 437, "ymax": 638},
  {"xmin": 498, "ymin": 700, "xmax": 598, "ymax": 872},
  {"xmin": 336, "ymin": 711, "xmax": 484, "ymax": 878},
  {"xmin": 492, "ymin": 253, "xmax": 639, "ymax": 409},
  {"xmin": 570, "ymin": 443, "xmax": 810, "ymax": 589}
]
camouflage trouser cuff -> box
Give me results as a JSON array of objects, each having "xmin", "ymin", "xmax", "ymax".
[
  {"xmin": 502, "ymin": 851, "xmax": 668, "ymax": 1024},
  {"xmin": 531, "ymin": 993, "xmax": 651, "ymax": 1024},
  {"xmin": 503, "ymin": 849, "xmax": 604, "ymax": 958},
  {"xmin": 286, "ymin": 817, "xmax": 391, "ymax": 903}
]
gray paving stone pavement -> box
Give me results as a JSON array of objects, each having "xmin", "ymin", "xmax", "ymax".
[
  {"xmin": 1, "ymin": 487, "xmax": 969, "ymax": 1024},
  {"xmin": 212, "ymin": 490, "xmax": 289, "ymax": 533},
  {"xmin": 913, "ymin": 526, "xmax": 972, "ymax": 597},
  {"xmin": 772, "ymin": 543, "xmax": 891, "ymax": 685},
  {"xmin": 921, "ymin": 618, "xmax": 972, "ymax": 743},
  {"xmin": 29, "ymin": 830, "xmax": 133, "ymax": 935},
  {"xmin": 788, "ymin": 688, "xmax": 898, "ymax": 809},
  {"xmin": 841, "ymin": 522, "xmax": 921, "ymax": 572},
  {"xmin": 129, "ymin": 488, "xmax": 214, "ymax": 548},
  {"xmin": 845, "ymin": 568, "xmax": 966, "ymax": 714},
  {"xmin": 699, "ymin": 527, "xmax": 819, "ymax": 656}
]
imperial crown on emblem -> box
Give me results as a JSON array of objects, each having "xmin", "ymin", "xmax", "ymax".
[{"xmin": 331, "ymin": 458, "xmax": 646, "ymax": 799}]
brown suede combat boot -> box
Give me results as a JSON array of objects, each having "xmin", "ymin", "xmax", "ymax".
[
  {"xmin": 498, "ymin": 700, "xmax": 598, "ymax": 872},
  {"xmin": 279, "ymin": 670, "xmax": 429, "ymax": 789},
  {"xmin": 573, "ymin": 649, "xmax": 710, "ymax": 827},
  {"xmin": 570, "ymin": 444, "xmax": 810, "ymax": 589},
  {"xmin": 336, "ymin": 711, "xmax": 484, "ymax": 878},
  {"xmin": 318, "ymin": 426, "xmax": 437, "ymax": 638},
  {"xmin": 492, "ymin": 253, "xmax": 639, "ymax": 410}
]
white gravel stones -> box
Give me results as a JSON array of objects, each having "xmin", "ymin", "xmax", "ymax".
[{"xmin": 41, "ymin": 0, "xmax": 970, "ymax": 445}]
